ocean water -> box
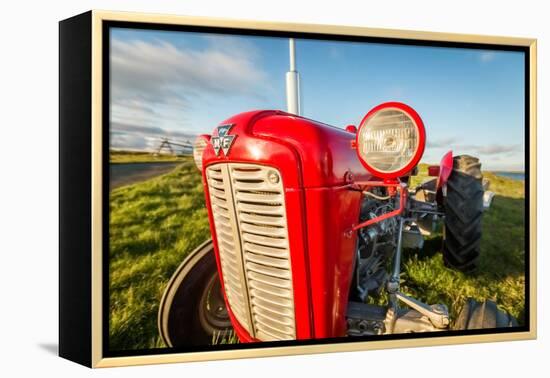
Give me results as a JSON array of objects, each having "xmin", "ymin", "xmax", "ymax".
[{"xmin": 494, "ymin": 171, "xmax": 525, "ymax": 181}]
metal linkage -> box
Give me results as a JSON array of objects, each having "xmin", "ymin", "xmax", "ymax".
[
  {"xmin": 394, "ymin": 292, "xmax": 449, "ymax": 329},
  {"xmin": 353, "ymin": 182, "xmax": 408, "ymax": 231},
  {"xmin": 347, "ymin": 302, "xmax": 387, "ymax": 336},
  {"xmin": 384, "ymin": 216, "xmax": 406, "ymax": 295},
  {"xmin": 391, "ymin": 217, "xmax": 405, "ymax": 284},
  {"xmin": 348, "ymin": 180, "xmax": 453, "ymax": 334}
]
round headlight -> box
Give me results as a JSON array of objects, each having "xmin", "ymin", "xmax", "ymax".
[
  {"xmin": 356, "ymin": 102, "xmax": 425, "ymax": 178},
  {"xmin": 193, "ymin": 135, "xmax": 209, "ymax": 171}
]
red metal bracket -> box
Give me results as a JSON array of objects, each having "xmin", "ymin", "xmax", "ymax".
[{"xmin": 352, "ymin": 182, "xmax": 408, "ymax": 231}]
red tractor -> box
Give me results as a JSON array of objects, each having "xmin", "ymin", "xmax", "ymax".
[{"xmin": 158, "ymin": 102, "xmax": 516, "ymax": 346}]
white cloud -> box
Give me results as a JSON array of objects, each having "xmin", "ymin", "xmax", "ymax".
[
  {"xmin": 425, "ymin": 137, "xmax": 519, "ymax": 156},
  {"xmin": 110, "ymin": 122, "xmax": 197, "ymax": 152},
  {"xmin": 470, "ymin": 144, "xmax": 520, "ymax": 155},
  {"xmin": 480, "ymin": 51, "xmax": 496, "ymax": 63},
  {"xmin": 110, "ymin": 35, "xmax": 269, "ymax": 148},
  {"xmin": 111, "ymin": 37, "xmax": 266, "ymax": 96},
  {"xmin": 328, "ymin": 46, "xmax": 342, "ymax": 60},
  {"xmin": 427, "ymin": 137, "xmax": 460, "ymax": 148},
  {"xmin": 423, "ymin": 137, "xmax": 523, "ymax": 170}
]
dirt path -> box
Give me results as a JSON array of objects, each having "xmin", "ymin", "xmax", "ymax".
[{"xmin": 110, "ymin": 162, "xmax": 180, "ymax": 190}]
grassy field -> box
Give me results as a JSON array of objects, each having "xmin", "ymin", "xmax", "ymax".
[
  {"xmin": 109, "ymin": 161, "xmax": 525, "ymax": 351},
  {"xmin": 404, "ymin": 165, "xmax": 525, "ymax": 324},
  {"xmin": 109, "ymin": 158, "xmax": 211, "ymax": 350},
  {"xmin": 110, "ymin": 150, "xmax": 189, "ymax": 164}
]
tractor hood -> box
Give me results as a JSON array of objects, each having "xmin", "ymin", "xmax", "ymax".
[{"xmin": 202, "ymin": 110, "xmax": 371, "ymax": 189}]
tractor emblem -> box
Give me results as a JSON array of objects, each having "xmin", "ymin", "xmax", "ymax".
[{"xmin": 211, "ymin": 124, "xmax": 236, "ymax": 156}]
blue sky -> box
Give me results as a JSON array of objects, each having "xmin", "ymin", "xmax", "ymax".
[{"xmin": 110, "ymin": 28, "xmax": 525, "ymax": 171}]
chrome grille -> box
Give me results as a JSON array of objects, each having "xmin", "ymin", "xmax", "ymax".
[
  {"xmin": 206, "ymin": 165, "xmax": 253, "ymax": 334},
  {"xmin": 206, "ymin": 163, "xmax": 296, "ymax": 341}
]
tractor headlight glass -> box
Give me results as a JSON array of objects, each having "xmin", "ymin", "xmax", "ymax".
[{"xmin": 356, "ymin": 103, "xmax": 425, "ymax": 178}]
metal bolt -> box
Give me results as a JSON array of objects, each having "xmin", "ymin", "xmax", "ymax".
[
  {"xmin": 268, "ymin": 170, "xmax": 280, "ymax": 184},
  {"xmin": 344, "ymin": 171, "xmax": 354, "ymax": 183},
  {"xmin": 386, "ymin": 279, "xmax": 399, "ymax": 294}
]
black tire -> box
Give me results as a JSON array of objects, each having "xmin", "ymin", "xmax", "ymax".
[
  {"xmin": 158, "ymin": 239, "xmax": 233, "ymax": 347},
  {"xmin": 443, "ymin": 155, "xmax": 484, "ymax": 272},
  {"xmin": 452, "ymin": 298, "xmax": 518, "ymax": 330}
]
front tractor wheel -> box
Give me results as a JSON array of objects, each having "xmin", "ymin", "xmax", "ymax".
[
  {"xmin": 453, "ymin": 299, "xmax": 518, "ymax": 330},
  {"xmin": 158, "ymin": 239, "xmax": 233, "ymax": 347},
  {"xmin": 443, "ymin": 155, "xmax": 484, "ymax": 272}
]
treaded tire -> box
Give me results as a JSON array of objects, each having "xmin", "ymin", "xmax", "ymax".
[
  {"xmin": 443, "ymin": 155, "xmax": 484, "ymax": 272},
  {"xmin": 452, "ymin": 298, "xmax": 518, "ymax": 330},
  {"xmin": 158, "ymin": 239, "xmax": 232, "ymax": 347}
]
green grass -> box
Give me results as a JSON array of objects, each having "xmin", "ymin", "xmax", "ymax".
[
  {"xmin": 110, "ymin": 150, "xmax": 189, "ymax": 164},
  {"xmin": 402, "ymin": 165, "xmax": 525, "ymax": 324},
  {"xmin": 109, "ymin": 161, "xmax": 525, "ymax": 350},
  {"xmin": 211, "ymin": 330, "xmax": 239, "ymax": 345},
  {"xmin": 109, "ymin": 159, "xmax": 210, "ymax": 350}
]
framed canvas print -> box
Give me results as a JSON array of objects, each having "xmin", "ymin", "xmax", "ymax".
[{"xmin": 59, "ymin": 10, "xmax": 537, "ymax": 368}]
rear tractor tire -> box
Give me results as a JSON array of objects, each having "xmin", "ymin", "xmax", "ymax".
[{"xmin": 443, "ymin": 155, "xmax": 484, "ymax": 272}]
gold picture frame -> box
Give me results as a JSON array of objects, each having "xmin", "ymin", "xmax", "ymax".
[{"xmin": 59, "ymin": 9, "xmax": 537, "ymax": 368}]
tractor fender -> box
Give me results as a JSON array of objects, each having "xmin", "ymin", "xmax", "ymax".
[{"xmin": 437, "ymin": 150, "xmax": 453, "ymax": 191}]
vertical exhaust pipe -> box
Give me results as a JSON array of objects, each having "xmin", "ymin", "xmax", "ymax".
[{"xmin": 286, "ymin": 38, "xmax": 301, "ymax": 116}]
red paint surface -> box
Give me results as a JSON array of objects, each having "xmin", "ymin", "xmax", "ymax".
[
  {"xmin": 345, "ymin": 125, "xmax": 357, "ymax": 134},
  {"xmin": 428, "ymin": 165, "xmax": 440, "ymax": 177},
  {"xmin": 353, "ymin": 184, "xmax": 407, "ymax": 231},
  {"xmin": 199, "ymin": 108, "xmax": 424, "ymax": 341},
  {"xmin": 437, "ymin": 150, "xmax": 454, "ymax": 190}
]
